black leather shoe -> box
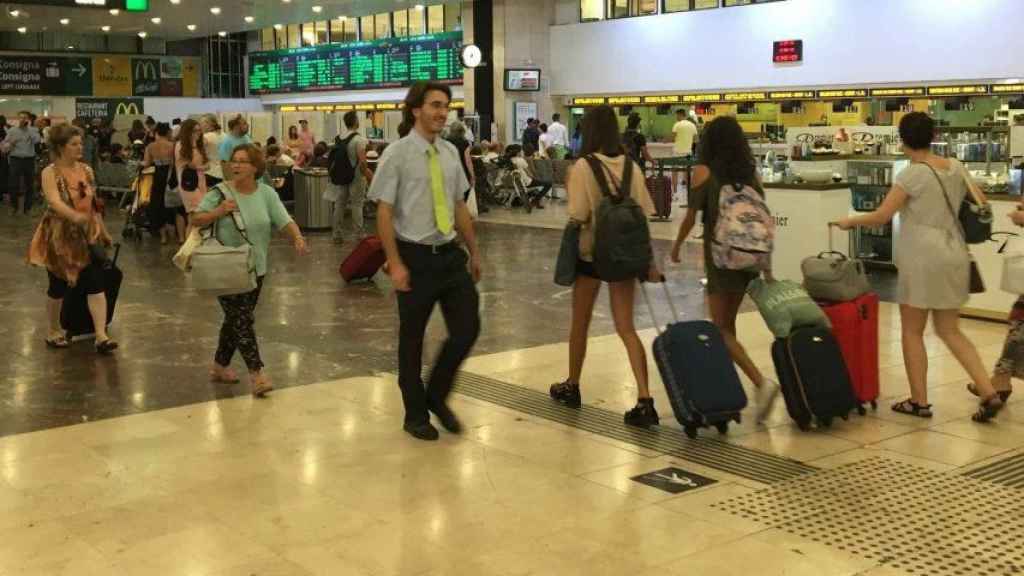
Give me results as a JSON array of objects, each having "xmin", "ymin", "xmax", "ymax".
[
  {"xmin": 404, "ymin": 421, "xmax": 440, "ymax": 441},
  {"xmin": 429, "ymin": 403, "xmax": 463, "ymax": 434}
]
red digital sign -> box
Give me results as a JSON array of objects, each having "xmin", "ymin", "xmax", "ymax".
[{"xmin": 773, "ymin": 40, "xmax": 803, "ymax": 64}]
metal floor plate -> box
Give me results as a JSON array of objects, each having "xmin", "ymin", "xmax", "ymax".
[
  {"xmin": 965, "ymin": 452, "xmax": 1024, "ymax": 489},
  {"xmin": 713, "ymin": 457, "xmax": 1024, "ymax": 576},
  {"xmin": 451, "ymin": 371, "xmax": 816, "ymax": 485}
]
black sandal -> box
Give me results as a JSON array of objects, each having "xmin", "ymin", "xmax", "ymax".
[
  {"xmin": 95, "ymin": 339, "xmax": 119, "ymax": 355},
  {"xmin": 891, "ymin": 399, "xmax": 933, "ymax": 418},
  {"xmin": 972, "ymin": 396, "xmax": 1004, "ymax": 423},
  {"xmin": 45, "ymin": 335, "xmax": 70, "ymax": 349},
  {"xmin": 967, "ymin": 383, "xmax": 1013, "ymax": 403}
]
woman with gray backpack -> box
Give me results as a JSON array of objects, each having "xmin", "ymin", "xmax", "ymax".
[
  {"xmin": 549, "ymin": 105, "xmax": 663, "ymax": 427},
  {"xmin": 670, "ymin": 115, "xmax": 781, "ymax": 424}
]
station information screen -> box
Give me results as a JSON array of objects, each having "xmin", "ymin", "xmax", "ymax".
[
  {"xmin": 248, "ymin": 32, "xmax": 463, "ymax": 95},
  {"xmin": 773, "ymin": 39, "xmax": 803, "ymax": 63}
]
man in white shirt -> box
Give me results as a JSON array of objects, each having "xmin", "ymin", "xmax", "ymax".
[
  {"xmin": 671, "ymin": 108, "xmax": 699, "ymax": 194},
  {"xmin": 547, "ymin": 113, "xmax": 569, "ymax": 159}
]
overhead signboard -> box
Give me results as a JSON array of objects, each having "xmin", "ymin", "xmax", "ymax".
[
  {"xmin": 607, "ymin": 96, "xmax": 642, "ymax": 105},
  {"xmin": 643, "ymin": 95, "xmax": 680, "ymax": 105},
  {"xmin": 992, "ymin": 83, "xmax": 1024, "ymax": 94},
  {"xmin": 572, "ymin": 97, "xmax": 605, "ymax": 106},
  {"xmin": 132, "ymin": 57, "xmax": 161, "ymax": 96},
  {"xmin": 248, "ymin": 31, "xmax": 463, "ymax": 95},
  {"xmin": 928, "ymin": 85, "xmax": 988, "ymax": 96},
  {"xmin": 818, "ymin": 89, "xmax": 868, "ymax": 99},
  {"xmin": 681, "ymin": 93, "xmax": 721, "ymax": 103},
  {"xmin": 723, "ymin": 92, "xmax": 767, "ymax": 102},
  {"xmin": 0, "ymin": 56, "xmax": 91, "ymax": 95},
  {"xmin": 6, "ymin": 0, "xmax": 143, "ymax": 8},
  {"xmin": 869, "ymin": 87, "xmax": 926, "ymax": 97},
  {"xmin": 75, "ymin": 97, "xmax": 144, "ymax": 120},
  {"xmin": 768, "ymin": 90, "xmax": 815, "ymax": 100}
]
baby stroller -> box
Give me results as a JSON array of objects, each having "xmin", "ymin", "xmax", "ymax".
[
  {"xmin": 489, "ymin": 153, "xmax": 545, "ymax": 213},
  {"xmin": 121, "ymin": 166, "xmax": 154, "ymax": 242}
]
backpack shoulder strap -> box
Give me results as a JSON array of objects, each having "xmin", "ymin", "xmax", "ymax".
[
  {"xmin": 583, "ymin": 154, "xmax": 614, "ymax": 199},
  {"xmin": 621, "ymin": 158, "xmax": 633, "ymax": 197}
]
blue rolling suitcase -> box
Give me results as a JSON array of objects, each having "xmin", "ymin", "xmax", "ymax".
[{"xmin": 642, "ymin": 282, "xmax": 748, "ymax": 439}]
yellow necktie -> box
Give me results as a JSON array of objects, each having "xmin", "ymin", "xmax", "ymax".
[{"xmin": 427, "ymin": 145, "xmax": 452, "ymax": 235}]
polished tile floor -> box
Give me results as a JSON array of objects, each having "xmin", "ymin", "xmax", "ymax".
[{"xmin": 1, "ymin": 202, "xmax": 1022, "ymax": 575}]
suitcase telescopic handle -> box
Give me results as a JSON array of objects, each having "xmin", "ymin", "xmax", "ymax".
[{"xmin": 640, "ymin": 278, "xmax": 680, "ymax": 335}]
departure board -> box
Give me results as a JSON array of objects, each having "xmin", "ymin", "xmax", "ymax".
[{"xmin": 248, "ymin": 32, "xmax": 463, "ymax": 95}]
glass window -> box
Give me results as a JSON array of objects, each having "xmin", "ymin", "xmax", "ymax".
[
  {"xmin": 428, "ymin": 5, "xmax": 445, "ymax": 33},
  {"xmin": 330, "ymin": 17, "xmax": 357, "ymax": 43},
  {"xmin": 301, "ymin": 23, "xmax": 317, "ymax": 46},
  {"xmin": 581, "ymin": 0, "xmax": 603, "ymax": 20},
  {"xmin": 725, "ymin": 0, "xmax": 779, "ymax": 5},
  {"xmin": 664, "ymin": 0, "xmax": 689, "ymax": 11},
  {"xmin": 287, "ymin": 24, "xmax": 301, "ymax": 48},
  {"xmin": 260, "ymin": 28, "xmax": 275, "ymax": 50},
  {"xmin": 274, "ymin": 26, "xmax": 287, "ymax": 49},
  {"xmin": 607, "ymin": 0, "xmax": 628, "ymax": 18},
  {"xmin": 444, "ymin": 1, "xmax": 461, "ymax": 30},
  {"xmin": 696, "ymin": 0, "xmax": 718, "ymax": 7},
  {"xmin": 360, "ymin": 16, "xmax": 374, "ymax": 40},
  {"xmin": 315, "ymin": 21, "xmax": 328, "ymax": 45},
  {"xmin": 375, "ymin": 12, "xmax": 391, "ymax": 39},
  {"xmin": 393, "ymin": 9, "xmax": 409, "ymax": 36},
  {"xmin": 409, "ymin": 6, "xmax": 425, "ymax": 35}
]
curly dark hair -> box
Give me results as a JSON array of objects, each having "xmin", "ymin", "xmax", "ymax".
[
  {"xmin": 698, "ymin": 116, "xmax": 756, "ymax": 186},
  {"xmin": 898, "ymin": 112, "xmax": 934, "ymax": 151}
]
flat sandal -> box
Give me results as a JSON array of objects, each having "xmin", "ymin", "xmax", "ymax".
[{"xmin": 891, "ymin": 399, "xmax": 933, "ymax": 418}]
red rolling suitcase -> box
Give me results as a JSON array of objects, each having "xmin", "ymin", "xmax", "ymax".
[
  {"xmin": 340, "ymin": 236, "xmax": 386, "ymax": 283},
  {"xmin": 820, "ymin": 292, "xmax": 880, "ymax": 414},
  {"xmin": 646, "ymin": 168, "xmax": 672, "ymax": 222}
]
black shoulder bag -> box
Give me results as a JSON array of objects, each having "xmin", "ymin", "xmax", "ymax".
[{"xmin": 926, "ymin": 163, "xmax": 985, "ymax": 294}]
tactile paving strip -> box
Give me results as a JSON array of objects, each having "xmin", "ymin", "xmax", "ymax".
[
  {"xmin": 713, "ymin": 457, "xmax": 1024, "ymax": 576},
  {"xmin": 449, "ymin": 371, "xmax": 816, "ymax": 485},
  {"xmin": 964, "ymin": 451, "xmax": 1024, "ymax": 489}
]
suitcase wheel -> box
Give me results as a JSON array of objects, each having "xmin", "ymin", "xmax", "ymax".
[
  {"xmin": 871, "ymin": 400, "xmax": 878, "ymax": 411},
  {"xmin": 857, "ymin": 405, "xmax": 867, "ymax": 416},
  {"xmin": 684, "ymin": 425, "xmax": 698, "ymax": 439},
  {"xmin": 714, "ymin": 422, "xmax": 729, "ymax": 435}
]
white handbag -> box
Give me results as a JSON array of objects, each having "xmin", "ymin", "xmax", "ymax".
[
  {"xmin": 1001, "ymin": 234, "xmax": 1024, "ymax": 294},
  {"xmin": 190, "ymin": 186, "xmax": 258, "ymax": 296}
]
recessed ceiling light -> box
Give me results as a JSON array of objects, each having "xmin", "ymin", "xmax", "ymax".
[
  {"xmin": 66, "ymin": 45, "xmax": 74, "ymax": 49},
  {"xmin": 273, "ymin": 23, "xmax": 283, "ymax": 30},
  {"xmin": 101, "ymin": 25, "xmax": 111, "ymax": 32},
  {"xmin": 218, "ymin": 31, "xmax": 227, "ymax": 37},
  {"xmin": 109, "ymin": 8, "xmax": 119, "ymax": 15},
  {"xmin": 337, "ymin": 15, "xmax": 347, "ymax": 21},
  {"xmin": 17, "ymin": 27, "xmax": 27, "ymax": 34},
  {"xmin": 138, "ymin": 31, "xmax": 147, "ymax": 38},
  {"xmin": 312, "ymin": 5, "xmax": 322, "ymax": 13},
  {"xmin": 59, "ymin": 18, "xmax": 70, "ymax": 25},
  {"xmin": 186, "ymin": 24, "xmax": 197, "ymax": 31},
  {"xmin": 414, "ymin": 3, "xmax": 425, "ymax": 10},
  {"xmin": 210, "ymin": 6, "xmax": 221, "ymax": 14},
  {"xmin": 8, "ymin": 9, "xmax": 19, "ymax": 17},
  {"xmin": 150, "ymin": 17, "xmax": 161, "ymax": 24},
  {"xmin": 244, "ymin": 16, "xmax": 254, "ymax": 23},
  {"xmin": 170, "ymin": 0, "xmax": 181, "ymax": 4},
  {"xmin": 282, "ymin": 0, "xmax": 291, "ymax": 3}
]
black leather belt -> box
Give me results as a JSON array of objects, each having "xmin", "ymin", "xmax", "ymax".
[{"xmin": 397, "ymin": 240, "xmax": 458, "ymax": 255}]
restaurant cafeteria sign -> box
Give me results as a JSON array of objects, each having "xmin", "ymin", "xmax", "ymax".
[
  {"xmin": 0, "ymin": 56, "xmax": 92, "ymax": 95},
  {"xmin": 75, "ymin": 98, "xmax": 145, "ymax": 120}
]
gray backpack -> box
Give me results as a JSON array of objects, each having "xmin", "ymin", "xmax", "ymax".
[{"xmin": 584, "ymin": 155, "xmax": 652, "ymax": 282}]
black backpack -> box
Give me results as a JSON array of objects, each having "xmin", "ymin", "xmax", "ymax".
[
  {"xmin": 584, "ymin": 155, "xmax": 652, "ymax": 282},
  {"xmin": 328, "ymin": 133, "xmax": 358, "ymax": 186}
]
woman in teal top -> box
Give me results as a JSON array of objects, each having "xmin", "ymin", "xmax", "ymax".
[{"xmin": 193, "ymin": 143, "xmax": 309, "ymax": 397}]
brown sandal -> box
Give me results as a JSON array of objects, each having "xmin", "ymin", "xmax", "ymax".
[
  {"xmin": 967, "ymin": 383, "xmax": 1012, "ymax": 403},
  {"xmin": 45, "ymin": 335, "xmax": 70, "ymax": 349},
  {"xmin": 891, "ymin": 399, "xmax": 933, "ymax": 418}
]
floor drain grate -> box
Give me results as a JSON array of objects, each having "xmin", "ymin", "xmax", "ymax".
[
  {"xmin": 451, "ymin": 371, "xmax": 816, "ymax": 485},
  {"xmin": 713, "ymin": 457, "xmax": 1024, "ymax": 575},
  {"xmin": 964, "ymin": 452, "xmax": 1024, "ymax": 489}
]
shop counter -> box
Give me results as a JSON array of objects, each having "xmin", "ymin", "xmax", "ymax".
[{"xmin": 963, "ymin": 197, "xmax": 1022, "ymax": 321}]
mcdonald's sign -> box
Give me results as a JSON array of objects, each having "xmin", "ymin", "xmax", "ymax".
[
  {"xmin": 75, "ymin": 98, "xmax": 144, "ymax": 120},
  {"xmin": 132, "ymin": 58, "xmax": 161, "ymax": 96}
]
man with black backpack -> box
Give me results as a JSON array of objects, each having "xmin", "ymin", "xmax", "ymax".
[{"xmin": 327, "ymin": 111, "xmax": 373, "ymax": 244}]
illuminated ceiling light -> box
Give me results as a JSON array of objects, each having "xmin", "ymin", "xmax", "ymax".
[
  {"xmin": 109, "ymin": 8, "xmax": 119, "ymax": 15},
  {"xmin": 150, "ymin": 17, "xmax": 161, "ymax": 24},
  {"xmin": 66, "ymin": 45, "xmax": 74, "ymax": 49},
  {"xmin": 312, "ymin": 5, "xmax": 322, "ymax": 13},
  {"xmin": 273, "ymin": 23, "xmax": 283, "ymax": 30},
  {"xmin": 9, "ymin": 9, "xmax": 20, "ymax": 17},
  {"xmin": 218, "ymin": 30, "xmax": 227, "ymax": 37},
  {"xmin": 186, "ymin": 24, "xmax": 197, "ymax": 31},
  {"xmin": 17, "ymin": 26, "xmax": 27, "ymax": 34},
  {"xmin": 414, "ymin": 3, "xmax": 425, "ymax": 10},
  {"xmin": 101, "ymin": 25, "xmax": 111, "ymax": 32},
  {"xmin": 59, "ymin": 18, "xmax": 70, "ymax": 25},
  {"xmin": 138, "ymin": 30, "xmax": 147, "ymax": 38},
  {"xmin": 170, "ymin": 0, "xmax": 181, "ymax": 4},
  {"xmin": 337, "ymin": 15, "xmax": 347, "ymax": 21},
  {"xmin": 281, "ymin": 0, "xmax": 291, "ymax": 3},
  {"xmin": 209, "ymin": 6, "xmax": 221, "ymax": 14},
  {"xmin": 244, "ymin": 16, "xmax": 254, "ymax": 23}
]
